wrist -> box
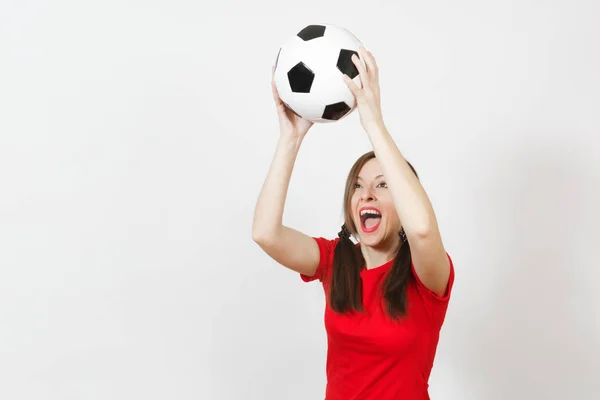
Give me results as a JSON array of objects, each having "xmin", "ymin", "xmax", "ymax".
[
  {"xmin": 277, "ymin": 135, "xmax": 303, "ymax": 153},
  {"xmin": 364, "ymin": 119, "xmax": 387, "ymax": 136}
]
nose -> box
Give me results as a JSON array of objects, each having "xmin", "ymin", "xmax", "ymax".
[{"xmin": 360, "ymin": 187, "xmax": 376, "ymax": 202}]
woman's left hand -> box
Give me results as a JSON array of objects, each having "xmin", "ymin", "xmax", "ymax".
[{"xmin": 343, "ymin": 46, "xmax": 385, "ymax": 133}]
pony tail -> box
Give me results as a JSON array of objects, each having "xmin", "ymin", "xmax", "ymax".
[
  {"xmin": 329, "ymin": 224, "xmax": 364, "ymax": 314},
  {"xmin": 381, "ymin": 228, "xmax": 413, "ymax": 321}
]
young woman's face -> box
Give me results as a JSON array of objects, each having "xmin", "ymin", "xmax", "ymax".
[{"xmin": 350, "ymin": 158, "xmax": 401, "ymax": 247}]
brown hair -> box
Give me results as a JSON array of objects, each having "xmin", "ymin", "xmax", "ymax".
[{"xmin": 328, "ymin": 150, "xmax": 419, "ymax": 321}]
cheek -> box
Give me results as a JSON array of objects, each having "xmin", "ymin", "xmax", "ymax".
[
  {"xmin": 349, "ymin": 197, "xmax": 360, "ymax": 221},
  {"xmin": 383, "ymin": 204, "xmax": 399, "ymax": 223},
  {"xmin": 350, "ymin": 194, "xmax": 359, "ymax": 210}
]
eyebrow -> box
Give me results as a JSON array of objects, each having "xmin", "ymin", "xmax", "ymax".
[{"xmin": 357, "ymin": 174, "xmax": 384, "ymax": 181}]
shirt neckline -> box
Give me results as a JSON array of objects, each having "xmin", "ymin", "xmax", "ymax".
[{"xmin": 360, "ymin": 258, "xmax": 395, "ymax": 276}]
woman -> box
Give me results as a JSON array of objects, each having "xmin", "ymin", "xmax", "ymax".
[{"xmin": 252, "ymin": 46, "xmax": 455, "ymax": 399}]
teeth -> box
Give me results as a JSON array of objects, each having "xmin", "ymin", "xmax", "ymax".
[{"xmin": 360, "ymin": 209, "xmax": 381, "ymax": 216}]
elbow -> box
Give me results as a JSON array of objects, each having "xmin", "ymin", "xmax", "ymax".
[
  {"xmin": 252, "ymin": 231, "xmax": 267, "ymax": 244},
  {"xmin": 416, "ymin": 226, "xmax": 431, "ymax": 239},
  {"xmin": 408, "ymin": 225, "xmax": 432, "ymax": 241},
  {"xmin": 252, "ymin": 220, "xmax": 268, "ymax": 243},
  {"xmin": 252, "ymin": 228, "xmax": 265, "ymax": 243},
  {"xmin": 252, "ymin": 227, "xmax": 277, "ymax": 244},
  {"xmin": 413, "ymin": 215, "xmax": 437, "ymax": 239}
]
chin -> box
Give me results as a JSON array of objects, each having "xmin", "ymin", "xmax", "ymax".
[
  {"xmin": 356, "ymin": 225, "xmax": 387, "ymax": 247},
  {"xmin": 362, "ymin": 236, "xmax": 387, "ymax": 248}
]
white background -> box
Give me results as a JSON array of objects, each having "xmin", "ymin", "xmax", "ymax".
[{"xmin": 1, "ymin": 0, "xmax": 599, "ymax": 399}]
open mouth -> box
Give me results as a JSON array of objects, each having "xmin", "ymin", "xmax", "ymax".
[{"xmin": 359, "ymin": 207, "xmax": 382, "ymax": 233}]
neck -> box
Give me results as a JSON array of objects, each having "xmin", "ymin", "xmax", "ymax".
[{"xmin": 360, "ymin": 236, "xmax": 401, "ymax": 270}]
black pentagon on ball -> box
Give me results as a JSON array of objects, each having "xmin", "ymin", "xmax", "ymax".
[
  {"xmin": 297, "ymin": 25, "xmax": 326, "ymax": 41},
  {"xmin": 337, "ymin": 49, "xmax": 359, "ymax": 79},
  {"xmin": 322, "ymin": 102, "xmax": 351, "ymax": 120},
  {"xmin": 287, "ymin": 62, "xmax": 315, "ymax": 93}
]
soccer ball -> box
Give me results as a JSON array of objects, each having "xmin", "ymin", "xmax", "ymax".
[{"xmin": 273, "ymin": 24, "xmax": 366, "ymax": 123}]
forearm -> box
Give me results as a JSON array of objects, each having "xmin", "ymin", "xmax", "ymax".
[
  {"xmin": 367, "ymin": 123, "xmax": 438, "ymax": 237},
  {"xmin": 252, "ymin": 136, "xmax": 303, "ymax": 239}
]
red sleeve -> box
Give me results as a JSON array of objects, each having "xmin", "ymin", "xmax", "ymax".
[
  {"xmin": 300, "ymin": 237, "xmax": 339, "ymax": 283},
  {"xmin": 410, "ymin": 253, "xmax": 455, "ymax": 323}
]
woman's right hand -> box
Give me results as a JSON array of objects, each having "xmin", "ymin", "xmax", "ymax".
[{"xmin": 271, "ymin": 67, "xmax": 314, "ymax": 142}]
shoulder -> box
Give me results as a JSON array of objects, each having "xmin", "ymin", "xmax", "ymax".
[
  {"xmin": 408, "ymin": 252, "xmax": 455, "ymax": 322},
  {"xmin": 411, "ymin": 252, "xmax": 455, "ymax": 301},
  {"xmin": 299, "ymin": 237, "xmax": 340, "ymax": 283}
]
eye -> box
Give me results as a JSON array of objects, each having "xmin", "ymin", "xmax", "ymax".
[
  {"xmin": 378, "ymin": 182, "xmax": 388, "ymax": 188},
  {"xmin": 354, "ymin": 183, "xmax": 361, "ymax": 189}
]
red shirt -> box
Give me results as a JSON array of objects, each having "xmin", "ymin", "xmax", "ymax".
[{"xmin": 300, "ymin": 237, "xmax": 455, "ymax": 400}]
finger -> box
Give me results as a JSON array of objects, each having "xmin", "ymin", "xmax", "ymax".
[
  {"xmin": 343, "ymin": 74, "xmax": 361, "ymax": 96},
  {"xmin": 368, "ymin": 51, "xmax": 379, "ymax": 77},
  {"xmin": 359, "ymin": 46, "xmax": 378, "ymax": 76},
  {"xmin": 351, "ymin": 53, "xmax": 368, "ymax": 83}
]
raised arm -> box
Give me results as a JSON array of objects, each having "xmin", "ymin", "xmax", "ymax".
[
  {"xmin": 344, "ymin": 47, "xmax": 451, "ymax": 296},
  {"xmin": 251, "ymin": 71, "xmax": 320, "ymax": 277}
]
